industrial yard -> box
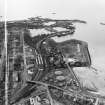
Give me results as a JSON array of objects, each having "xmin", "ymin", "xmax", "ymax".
[{"xmin": 0, "ymin": 17, "xmax": 105, "ymax": 105}]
